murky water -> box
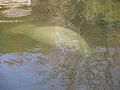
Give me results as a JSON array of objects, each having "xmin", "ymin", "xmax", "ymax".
[{"xmin": 0, "ymin": 0, "xmax": 120, "ymax": 90}]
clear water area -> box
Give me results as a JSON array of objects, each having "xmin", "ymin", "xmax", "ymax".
[{"xmin": 0, "ymin": 0, "xmax": 120, "ymax": 90}]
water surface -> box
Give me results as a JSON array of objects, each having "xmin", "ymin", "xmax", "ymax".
[{"xmin": 0, "ymin": 0, "xmax": 120, "ymax": 90}]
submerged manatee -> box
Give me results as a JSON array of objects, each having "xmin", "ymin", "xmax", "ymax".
[{"xmin": 9, "ymin": 25, "xmax": 90, "ymax": 54}]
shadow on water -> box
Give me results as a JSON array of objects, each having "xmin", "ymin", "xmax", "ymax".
[{"xmin": 0, "ymin": 0, "xmax": 120, "ymax": 90}]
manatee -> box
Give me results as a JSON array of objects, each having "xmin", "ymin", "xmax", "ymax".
[{"xmin": 9, "ymin": 24, "xmax": 90, "ymax": 54}]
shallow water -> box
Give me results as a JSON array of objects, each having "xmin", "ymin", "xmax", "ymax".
[{"xmin": 0, "ymin": 0, "xmax": 120, "ymax": 90}]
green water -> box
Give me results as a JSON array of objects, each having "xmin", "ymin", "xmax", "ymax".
[{"xmin": 0, "ymin": 0, "xmax": 120, "ymax": 90}]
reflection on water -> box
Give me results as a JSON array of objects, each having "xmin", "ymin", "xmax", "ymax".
[
  {"xmin": 1, "ymin": 7, "xmax": 32, "ymax": 18},
  {"xmin": 0, "ymin": 0, "xmax": 120, "ymax": 90},
  {"xmin": 0, "ymin": 0, "xmax": 32, "ymax": 22}
]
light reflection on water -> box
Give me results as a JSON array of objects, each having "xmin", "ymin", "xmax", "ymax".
[
  {"xmin": 0, "ymin": 44, "xmax": 84, "ymax": 90},
  {"xmin": 0, "ymin": 50, "xmax": 52, "ymax": 90}
]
